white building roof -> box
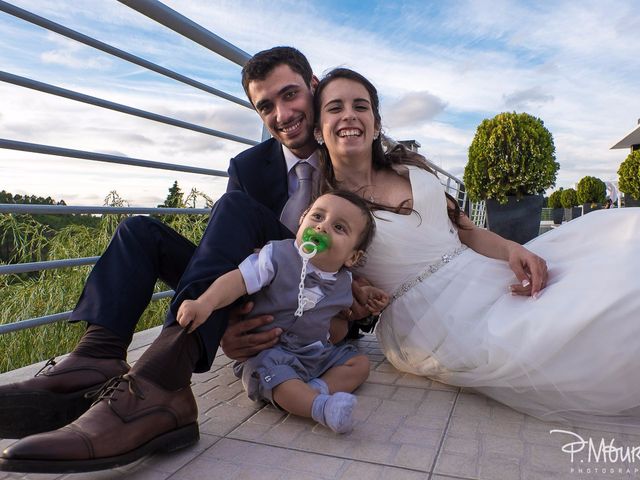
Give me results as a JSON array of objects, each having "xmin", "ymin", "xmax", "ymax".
[{"xmin": 611, "ymin": 122, "xmax": 640, "ymax": 149}]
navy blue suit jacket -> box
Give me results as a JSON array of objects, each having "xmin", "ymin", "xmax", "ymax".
[{"xmin": 226, "ymin": 138, "xmax": 289, "ymax": 217}]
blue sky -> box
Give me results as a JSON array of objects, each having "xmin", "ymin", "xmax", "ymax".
[{"xmin": 1, "ymin": 0, "xmax": 639, "ymax": 206}]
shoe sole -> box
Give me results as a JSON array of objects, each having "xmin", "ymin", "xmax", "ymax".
[
  {"xmin": 0, "ymin": 422, "xmax": 199, "ymax": 473},
  {"xmin": 0, "ymin": 386, "xmax": 97, "ymax": 439}
]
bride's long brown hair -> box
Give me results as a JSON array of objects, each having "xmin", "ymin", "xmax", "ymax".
[{"xmin": 314, "ymin": 68, "xmax": 464, "ymax": 228}]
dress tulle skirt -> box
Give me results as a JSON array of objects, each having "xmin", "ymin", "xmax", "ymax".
[{"xmin": 376, "ymin": 208, "xmax": 640, "ymax": 431}]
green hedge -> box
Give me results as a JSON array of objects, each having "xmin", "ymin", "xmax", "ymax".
[
  {"xmin": 618, "ymin": 150, "xmax": 640, "ymax": 200},
  {"xmin": 560, "ymin": 188, "xmax": 578, "ymax": 208},
  {"xmin": 548, "ymin": 189, "xmax": 564, "ymax": 209},
  {"xmin": 464, "ymin": 112, "xmax": 559, "ymax": 204},
  {"xmin": 576, "ymin": 176, "xmax": 606, "ymax": 204}
]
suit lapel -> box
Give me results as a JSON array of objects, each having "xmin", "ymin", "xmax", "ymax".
[{"xmin": 265, "ymin": 140, "xmax": 289, "ymax": 214}]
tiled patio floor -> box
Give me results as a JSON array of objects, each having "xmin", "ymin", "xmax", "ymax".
[{"xmin": 1, "ymin": 327, "xmax": 639, "ymax": 480}]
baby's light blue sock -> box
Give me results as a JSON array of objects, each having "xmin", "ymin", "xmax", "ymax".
[
  {"xmin": 307, "ymin": 378, "xmax": 329, "ymax": 395},
  {"xmin": 311, "ymin": 392, "xmax": 357, "ymax": 434}
]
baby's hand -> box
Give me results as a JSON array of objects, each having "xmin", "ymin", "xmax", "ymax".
[
  {"xmin": 359, "ymin": 285, "xmax": 390, "ymax": 315},
  {"xmin": 177, "ymin": 299, "xmax": 209, "ymax": 334}
]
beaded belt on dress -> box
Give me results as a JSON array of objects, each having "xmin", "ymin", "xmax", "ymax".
[{"xmin": 390, "ymin": 245, "xmax": 468, "ymax": 304}]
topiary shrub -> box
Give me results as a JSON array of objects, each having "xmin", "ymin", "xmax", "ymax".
[
  {"xmin": 560, "ymin": 188, "xmax": 578, "ymax": 208},
  {"xmin": 464, "ymin": 111, "xmax": 559, "ymax": 204},
  {"xmin": 548, "ymin": 189, "xmax": 563, "ymax": 209},
  {"xmin": 617, "ymin": 150, "xmax": 640, "ymax": 201},
  {"xmin": 576, "ymin": 176, "xmax": 606, "ymax": 205}
]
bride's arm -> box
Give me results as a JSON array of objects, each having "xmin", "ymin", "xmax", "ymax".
[{"xmin": 453, "ymin": 204, "xmax": 548, "ymax": 297}]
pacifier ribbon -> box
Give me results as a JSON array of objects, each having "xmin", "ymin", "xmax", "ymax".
[{"xmin": 294, "ymin": 229, "xmax": 331, "ymax": 317}]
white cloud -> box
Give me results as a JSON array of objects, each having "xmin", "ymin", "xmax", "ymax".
[
  {"xmin": 503, "ymin": 87, "xmax": 554, "ymax": 110},
  {"xmin": 384, "ymin": 91, "xmax": 447, "ymax": 128}
]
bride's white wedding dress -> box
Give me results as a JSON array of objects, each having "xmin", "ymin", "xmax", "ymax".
[{"xmin": 356, "ymin": 165, "xmax": 640, "ymax": 430}]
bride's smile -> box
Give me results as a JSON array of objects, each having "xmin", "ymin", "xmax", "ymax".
[{"xmin": 316, "ymin": 77, "xmax": 379, "ymax": 164}]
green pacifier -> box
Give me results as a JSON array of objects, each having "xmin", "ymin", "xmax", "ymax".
[{"xmin": 301, "ymin": 227, "xmax": 331, "ymax": 255}]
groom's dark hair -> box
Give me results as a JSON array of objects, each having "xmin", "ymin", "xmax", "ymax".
[{"xmin": 241, "ymin": 46, "xmax": 313, "ymax": 104}]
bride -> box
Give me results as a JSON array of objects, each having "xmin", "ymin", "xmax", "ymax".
[{"xmin": 313, "ymin": 67, "xmax": 640, "ymax": 431}]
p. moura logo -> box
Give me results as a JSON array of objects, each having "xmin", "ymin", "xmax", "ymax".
[{"xmin": 550, "ymin": 429, "xmax": 640, "ymax": 476}]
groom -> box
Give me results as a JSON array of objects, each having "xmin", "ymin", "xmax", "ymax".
[{"xmin": 0, "ymin": 46, "xmax": 346, "ymax": 472}]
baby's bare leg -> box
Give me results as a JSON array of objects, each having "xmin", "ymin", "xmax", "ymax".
[
  {"xmin": 272, "ymin": 379, "xmax": 318, "ymax": 417},
  {"xmin": 320, "ymin": 354, "xmax": 370, "ymax": 393},
  {"xmin": 272, "ymin": 375, "xmax": 361, "ymax": 434}
]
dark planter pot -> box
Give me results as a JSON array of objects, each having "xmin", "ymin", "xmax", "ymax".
[
  {"xmin": 625, "ymin": 197, "xmax": 640, "ymax": 207},
  {"xmin": 582, "ymin": 203, "xmax": 601, "ymax": 214},
  {"xmin": 571, "ymin": 207, "xmax": 582, "ymax": 219},
  {"xmin": 563, "ymin": 207, "xmax": 578, "ymax": 220},
  {"xmin": 552, "ymin": 208, "xmax": 564, "ymax": 225},
  {"xmin": 485, "ymin": 194, "xmax": 544, "ymax": 244}
]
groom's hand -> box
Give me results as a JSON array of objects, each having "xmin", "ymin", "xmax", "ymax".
[{"xmin": 220, "ymin": 301, "xmax": 282, "ymax": 362}]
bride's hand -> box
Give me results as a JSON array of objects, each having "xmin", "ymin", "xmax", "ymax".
[{"xmin": 506, "ymin": 244, "xmax": 548, "ymax": 298}]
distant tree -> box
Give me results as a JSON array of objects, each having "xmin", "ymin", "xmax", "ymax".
[
  {"xmin": 464, "ymin": 112, "xmax": 559, "ymax": 204},
  {"xmin": 576, "ymin": 176, "xmax": 606, "ymax": 205},
  {"xmin": 548, "ymin": 188, "xmax": 564, "ymax": 209},
  {"xmin": 0, "ymin": 190, "xmax": 13, "ymax": 203},
  {"xmin": 560, "ymin": 188, "xmax": 578, "ymax": 208},
  {"xmin": 158, "ymin": 181, "xmax": 184, "ymax": 209},
  {"xmin": 0, "ymin": 189, "xmax": 99, "ymax": 263},
  {"xmin": 617, "ymin": 150, "xmax": 640, "ymax": 201},
  {"xmin": 155, "ymin": 181, "xmax": 185, "ymax": 224}
]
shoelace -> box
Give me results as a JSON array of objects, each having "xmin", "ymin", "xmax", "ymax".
[
  {"xmin": 34, "ymin": 357, "xmax": 57, "ymax": 377},
  {"xmin": 84, "ymin": 375, "xmax": 145, "ymax": 406}
]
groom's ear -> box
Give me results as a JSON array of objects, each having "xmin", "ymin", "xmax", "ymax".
[{"xmin": 310, "ymin": 74, "xmax": 319, "ymax": 93}]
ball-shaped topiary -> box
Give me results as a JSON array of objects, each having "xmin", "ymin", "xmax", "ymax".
[
  {"xmin": 548, "ymin": 189, "xmax": 563, "ymax": 209},
  {"xmin": 617, "ymin": 150, "xmax": 640, "ymax": 201},
  {"xmin": 576, "ymin": 176, "xmax": 606, "ymax": 205},
  {"xmin": 560, "ymin": 188, "xmax": 578, "ymax": 208},
  {"xmin": 464, "ymin": 112, "xmax": 559, "ymax": 204}
]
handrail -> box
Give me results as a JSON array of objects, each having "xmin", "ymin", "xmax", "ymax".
[
  {"xmin": 0, "ymin": 139, "xmax": 229, "ymax": 177},
  {"xmin": 118, "ymin": 0, "xmax": 251, "ymax": 66},
  {"xmin": 0, "ymin": 0, "xmax": 252, "ymax": 109},
  {"xmin": 0, "ymin": 205, "xmax": 210, "ymax": 215},
  {"xmin": 0, "ymin": 257, "xmax": 100, "ymax": 275},
  {"xmin": 0, "ymin": 71, "xmax": 258, "ymax": 146},
  {"xmin": 0, "ymin": 291, "xmax": 174, "ymax": 335}
]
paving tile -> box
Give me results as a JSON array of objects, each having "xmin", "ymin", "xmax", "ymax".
[
  {"xmin": 355, "ymin": 382, "xmax": 396, "ymax": 399},
  {"xmin": 435, "ymin": 452, "xmax": 478, "ymax": 478},
  {"xmin": 476, "ymin": 456, "xmax": 521, "ymax": 480},
  {"xmin": 394, "ymin": 444, "xmax": 434, "ymax": 471},
  {"xmin": 339, "ymin": 462, "xmax": 429, "ymax": 479},
  {"xmin": 367, "ymin": 369, "xmax": 402, "ymax": 385},
  {"xmin": 416, "ymin": 390, "xmax": 457, "ymax": 418},
  {"xmin": 135, "ymin": 433, "xmax": 221, "ymax": 475},
  {"xmin": 199, "ymin": 401, "xmax": 262, "ymax": 436},
  {"xmin": 431, "ymin": 475, "xmax": 477, "ymax": 480},
  {"xmin": 2, "ymin": 473, "xmax": 63, "ymax": 480},
  {"xmin": 175, "ymin": 438, "xmax": 345, "ymax": 480}
]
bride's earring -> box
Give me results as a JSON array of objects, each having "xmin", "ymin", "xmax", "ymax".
[
  {"xmin": 373, "ymin": 131, "xmax": 380, "ymax": 141},
  {"xmin": 315, "ymin": 133, "xmax": 324, "ymax": 145}
]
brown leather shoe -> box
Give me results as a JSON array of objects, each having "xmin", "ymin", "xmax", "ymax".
[
  {"xmin": 0, "ymin": 354, "xmax": 130, "ymax": 438},
  {"xmin": 0, "ymin": 374, "xmax": 199, "ymax": 473}
]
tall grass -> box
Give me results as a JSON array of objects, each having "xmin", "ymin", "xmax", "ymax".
[{"xmin": 0, "ymin": 189, "xmax": 213, "ymax": 373}]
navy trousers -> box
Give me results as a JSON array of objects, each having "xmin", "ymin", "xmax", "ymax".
[{"xmin": 70, "ymin": 191, "xmax": 293, "ymax": 372}]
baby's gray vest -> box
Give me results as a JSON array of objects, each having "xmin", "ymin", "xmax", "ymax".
[{"xmin": 249, "ymin": 240, "xmax": 353, "ymax": 349}]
